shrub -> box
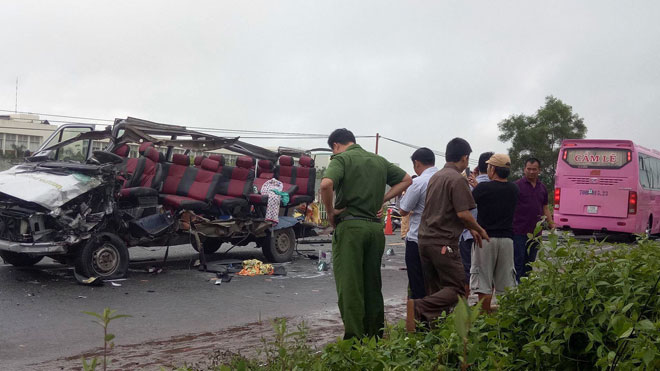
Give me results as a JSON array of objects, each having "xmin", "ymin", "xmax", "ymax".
[{"xmin": 185, "ymin": 232, "xmax": 660, "ymax": 370}]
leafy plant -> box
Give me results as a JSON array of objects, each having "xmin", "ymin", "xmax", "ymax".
[
  {"xmin": 82, "ymin": 308, "xmax": 131, "ymax": 371},
  {"xmin": 454, "ymin": 297, "xmax": 482, "ymax": 370},
  {"xmin": 174, "ymin": 229, "xmax": 660, "ymax": 370}
]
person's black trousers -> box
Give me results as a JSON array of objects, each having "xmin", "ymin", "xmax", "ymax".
[{"xmin": 405, "ymin": 239, "xmax": 426, "ymax": 299}]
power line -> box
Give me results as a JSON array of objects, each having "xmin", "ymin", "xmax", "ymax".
[
  {"xmin": 0, "ymin": 108, "xmax": 339, "ymax": 137},
  {"xmin": 0, "ymin": 109, "xmax": 113, "ymax": 122},
  {"xmin": 380, "ymin": 136, "xmax": 479, "ymax": 165},
  {"xmin": 0, "ymin": 127, "xmax": 62, "ymax": 133}
]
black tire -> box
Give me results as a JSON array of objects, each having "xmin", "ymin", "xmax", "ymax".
[
  {"xmin": 75, "ymin": 233, "xmax": 129, "ymax": 279},
  {"xmin": 0, "ymin": 251, "xmax": 44, "ymax": 267},
  {"xmin": 191, "ymin": 236, "xmax": 223, "ymax": 255},
  {"xmin": 261, "ymin": 228, "xmax": 296, "ymax": 263}
]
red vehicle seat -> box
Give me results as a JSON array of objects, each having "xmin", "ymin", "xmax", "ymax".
[
  {"xmin": 193, "ymin": 155, "xmax": 207, "ymax": 167},
  {"xmin": 277, "ymin": 155, "xmax": 316, "ymax": 205},
  {"xmin": 253, "ymin": 159, "xmax": 275, "ymax": 191},
  {"xmin": 212, "ymin": 156, "xmax": 254, "ymax": 214},
  {"xmin": 117, "ymin": 143, "xmax": 163, "ymax": 202},
  {"xmin": 113, "ymin": 144, "xmax": 130, "ymax": 158},
  {"xmin": 208, "ymin": 154, "xmax": 225, "ymax": 166},
  {"xmin": 159, "ymin": 154, "xmax": 221, "ymax": 212}
]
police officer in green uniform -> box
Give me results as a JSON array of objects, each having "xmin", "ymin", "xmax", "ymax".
[{"xmin": 320, "ymin": 128, "xmax": 412, "ymax": 339}]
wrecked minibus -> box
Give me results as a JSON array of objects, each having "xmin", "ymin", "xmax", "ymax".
[{"xmin": 0, "ymin": 118, "xmax": 317, "ymax": 278}]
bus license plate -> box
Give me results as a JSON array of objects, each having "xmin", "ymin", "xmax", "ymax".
[{"xmin": 587, "ymin": 206, "xmax": 598, "ymax": 214}]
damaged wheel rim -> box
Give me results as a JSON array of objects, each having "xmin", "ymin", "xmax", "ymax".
[
  {"xmin": 275, "ymin": 231, "xmax": 291, "ymax": 254},
  {"xmin": 92, "ymin": 243, "xmax": 119, "ymax": 276}
]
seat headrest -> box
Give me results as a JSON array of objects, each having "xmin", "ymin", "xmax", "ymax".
[
  {"xmin": 201, "ymin": 158, "xmax": 220, "ymax": 172},
  {"xmin": 172, "ymin": 153, "xmax": 190, "ymax": 166},
  {"xmin": 113, "ymin": 144, "xmax": 130, "ymax": 157},
  {"xmin": 138, "ymin": 141, "xmax": 154, "ymax": 154},
  {"xmin": 143, "ymin": 147, "xmax": 160, "ymax": 162},
  {"xmin": 194, "ymin": 156, "xmax": 206, "ymax": 166},
  {"xmin": 278, "ymin": 155, "xmax": 294, "ymax": 166},
  {"xmin": 299, "ymin": 156, "xmax": 314, "ymax": 167},
  {"xmin": 258, "ymin": 159, "xmax": 273, "ymax": 169},
  {"xmin": 208, "ymin": 154, "xmax": 225, "ymax": 166},
  {"xmin": 236, "ymin": 156, "xmax": 254, "ymax": 169}
]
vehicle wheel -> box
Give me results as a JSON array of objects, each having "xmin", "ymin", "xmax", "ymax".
[
  {"xmin": 191, "ymin": 235, "xmax": 223, "ymax": 254},
  {"xmin": 261, "ymin": 228, "xmax": 296, "ymax": 263},
  {"xmin": 0, "ymin": 251, "xmax": 44, "ymax": 267},
  {"xmin": 75, "ymin": 233, "xmax": 129, "ymax": 279},
  {"xmin": 645, "ymin": 216, "xmax": 653, "ymax": 236}
]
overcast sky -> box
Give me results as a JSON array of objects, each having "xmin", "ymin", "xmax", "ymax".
[{"xmin": 1, "ymin": 1, "xmax": 659, "ymax": 173}]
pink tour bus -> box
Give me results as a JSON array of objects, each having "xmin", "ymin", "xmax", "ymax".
[{"xmin": 553, "ymin": 139, "xmax": 660, "ymax": 236}]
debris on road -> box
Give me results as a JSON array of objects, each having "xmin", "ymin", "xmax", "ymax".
[
  {"xmin": 147, "ymin": 267, "xmax": 164, "ymax": 274},
  {"xmin": 238, "ymin": 259, "xmax": 274, "ymax": 276},
  {"xmin": 74, "ymin": 271, "xmax": 103, "ymax": 286}
]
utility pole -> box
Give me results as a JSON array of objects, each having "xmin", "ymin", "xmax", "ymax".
[
  {"xmin": 15, "ymin": 77, "xmax": 18, "ymax": 113},
  {"xmin": 375, "ymin": 133, "xmax": 380, "ymax": 154}
]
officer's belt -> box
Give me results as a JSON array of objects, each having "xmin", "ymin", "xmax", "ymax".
[{"xmin": 337, "ymin": 216, "xmax": 382, "ymax": 224}]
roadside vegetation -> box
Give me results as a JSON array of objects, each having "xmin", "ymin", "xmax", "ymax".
[{"xmin": 177, "ymin": 230, "xmax": 660, "ymax": 370}]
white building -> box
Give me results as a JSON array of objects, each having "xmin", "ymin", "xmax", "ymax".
[{"xmin": 0, "ymin": 114, "xmax": 56, "ymax": 156}]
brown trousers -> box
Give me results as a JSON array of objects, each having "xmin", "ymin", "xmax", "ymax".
[
  {"xmin": 400, "ymin": 213, "xmax": 411, "ymax": 238},
  {"xmin": 413, "ymin": 243, "xmax": 466, "ymax": 323}
]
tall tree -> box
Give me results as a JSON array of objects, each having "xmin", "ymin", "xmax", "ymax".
[{"xmin": 498, "ymin": 96, "xmax": 587, "ymax": 190}]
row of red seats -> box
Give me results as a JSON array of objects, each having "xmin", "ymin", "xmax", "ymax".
[
  {"xmin": 114, "ymin": 143, "xmax": 316, "ymax": 216},
  {"xmin": 193, "ymin": 154, "xmax": 316, "ymax": 207}
]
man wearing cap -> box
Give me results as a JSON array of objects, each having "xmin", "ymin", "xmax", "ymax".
[
  {"xmin": 320, "ymin": 128, "xmax": 412, "ymax": 339},
  {"xmin": 470, "ymin": 154, "xmax": 519, "ymax": 312}
]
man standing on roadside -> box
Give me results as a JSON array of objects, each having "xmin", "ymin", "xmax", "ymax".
[
  {"xmin": 470, "ymin": 154, "xmax": 519, "ymax": 312},
  {"xmin": 399, "ymin": 148, "xmax": 438, "ymax": 300},
  {"xmin": 407, "ymin": 138, "xmax": 489, "ymax": 331},
  {"xmin": 459, "ymin": 151, "xmax": 493, "ymax": 295},
  {"xmin": 320, "ymin": 128, "xmax": 412, "ymax": 339},
  {"xmin": 512, "ymin": 157, "xmax": 555, "ymax": 281}
]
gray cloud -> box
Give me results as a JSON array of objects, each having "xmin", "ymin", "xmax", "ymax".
[{"xmin": 1, "ymin": 1, "xmax": 659, "ymax": 173}]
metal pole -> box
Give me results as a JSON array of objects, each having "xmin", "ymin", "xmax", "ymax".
[{"xmin": 375, "ymin": 133, "xmax": 380, "ymax": 154}]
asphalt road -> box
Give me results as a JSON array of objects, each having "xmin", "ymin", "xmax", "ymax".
[{"xmin": 0, "ymin": 235, "xmax": 409, "ymax": 370}]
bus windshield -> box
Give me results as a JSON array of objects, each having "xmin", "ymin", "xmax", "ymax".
[{"xmin": 563, "ymin": 148, "xmax": 631, "ymax": 169}]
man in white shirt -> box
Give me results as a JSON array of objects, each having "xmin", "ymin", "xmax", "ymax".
[
  {"xmin": 459, "ymin": 151, "xmax": 493, "ymax": 296},
  {"xmin": 399, "ymin": 148, "xmax": 439, "ymax": 299}
]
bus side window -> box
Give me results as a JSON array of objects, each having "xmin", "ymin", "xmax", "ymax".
[
  {"xmin": 639, "ymin": 155, "xmax": 650, "ymax": 189},
  {"xmin": 649, "ymin": 157, "xmax": 655, "ymax": 189},
  {"xmin": 653, "ymin": 157, "xmax": 660, "ymax": 190}
]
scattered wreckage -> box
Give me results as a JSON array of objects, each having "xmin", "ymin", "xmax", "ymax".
[{"xmin": 0, "ymin": 118, "xmax": 319, "ymax": 279}]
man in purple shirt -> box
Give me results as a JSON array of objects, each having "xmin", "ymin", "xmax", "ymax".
[{"xmin": 512, "ymin": 157, "xmax": 555, "ymax": 282}]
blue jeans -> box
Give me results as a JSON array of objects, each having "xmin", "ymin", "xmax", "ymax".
[
  {"xmin": 459, "ymin": 238, "xmax": 473, "ymax": 284},
  {"xmin": 513, "ymin": 234, "xmax": 538, "ymax": 282}
]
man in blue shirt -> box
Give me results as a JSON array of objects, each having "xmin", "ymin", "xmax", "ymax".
[{"xmin": 399, "ymin": 148, "xmax": 438, "ymax": 299}]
